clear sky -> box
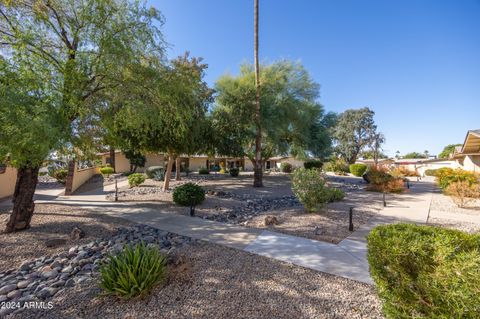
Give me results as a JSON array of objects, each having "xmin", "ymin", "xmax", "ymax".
[{"xmin": 149, "ymin": 0, "xmax": 480, "ymax": 157}]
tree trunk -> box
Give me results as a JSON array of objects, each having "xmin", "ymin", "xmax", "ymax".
[
  {"xmin": 109, "ymin": 147, "xmax": 116, "ymax": 173},
  {"xmin": 5, "ymin": 166, "xmax": 40, "ymax": 233},
  {"xmin": 175, "ymin": 156, "xmax": 181, "ymax": 181},
  {"xmin": 253, "ymin": 0, "xmax": 263, "ymax": 187},
  {"xmin": 163, "ymin": 152, "xmax": 174, "ymax": 191}
]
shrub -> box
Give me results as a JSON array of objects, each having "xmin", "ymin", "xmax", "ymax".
[
  {"xmin": 390, "ymin": 167, "xmax": 418, "ymax": 178},
  {"xmin": 367, "ymin": 223, "xmax": 480, "ymax": 319},
  {"xmin": 100, "ymin": 166, "xmax": 114, "ymax": 177},
  {"xmin": 291, "ymin": 168, "xmax": 343, "ymax": 212},
  {"xmin": 280, "ymin": 162, "xmax": 293, "ymax": 173},
  {"xmin": 173, "ymin": 183, "xmax": 205, "ymax": 207},
  {"xmin": 364, "ymin": 166, "xmax": 405, "ymax": 193},
  {"xmin": 446, "ymin": 181, "xmax": 479, "ymax": 208},
  {"xmin": 229, "ymin": 167, "xmax": 240, "ymax": 177},
  {"xmin": 424, "ymin": 169, "xmax": 437, "ymax": 176},
  {"xmin": 304, "ymin": 160, "xmax": 323, "ymax": 170},
  {"xmin": 146, "ymin": 166, "xmax": 164, "ymax": 180},
  {"xmin": 51, "ymin": 168, "xmax": 68, "ymax": 184},
  {"xmin": 349, "ymin": 163, "xmax": 368, "ymax": 177},
  {"xmin": 99, "ymin": 242, "xmax": 167, "ymax": 299},
  {"xmin": 198, "ymin": 167, "xmax": 210, "ymax": 175},
  {"xmin": 128, "ymin": 173, "xmax": 145, "ymax": 187},
  {"xmin": 327, "ymin": 187, "xmax": 345, "ymax": 202},
  {"xmin": 435, "ymin": 168, "xmax": 478, "ymax": 190},
  {"xmin": 39, "ymin": 171, "xmax": 47, "ymax": 176},
  {"xmin": 324, "ymin": 158, "xmax": 349, "ymax": 175}
]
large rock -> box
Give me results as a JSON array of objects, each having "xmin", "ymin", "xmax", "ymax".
[
  {"xmin": 0, "ymin": 284, "xmax": 17, "ymax": 295},
  {"xmin": 70, "ymin": 227, "xmax": 85, "ymax": 240},
  {"xmin": 264, "ymin": 215, "xmax": 279, "ymax": 226}
]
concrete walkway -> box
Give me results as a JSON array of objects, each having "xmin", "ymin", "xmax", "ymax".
[{"xmin": 3, "ymin": 179, "xmax": 439, "ymax": 285}]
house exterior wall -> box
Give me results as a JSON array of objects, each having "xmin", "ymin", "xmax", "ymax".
[
  {"xmin": 189, "ymin": 157, "xmax": 208, "ymax": 171},
  {"xmin": 70, "ymin": 165, "xmax": 100, "ymax": 194},
  {"xmin": 100, "ymin": 152, "xmax": 164, "ymax": 173},
  {"xmin": 462, "ymin": 155, "xmax": 480, "ymax": 173},
  {"xmin": 276, "ymin": 157, "xmax": 304, "ymax": 169},
  {"xmin": 416, "ymin": 160, "xmax": 459, "ymax": 176},
  {"xmin": 0, "ymin": 166, "xmax": 17, "ymax": 199}
]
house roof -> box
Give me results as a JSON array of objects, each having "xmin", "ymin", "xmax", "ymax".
[{"xmin": 458, "ymin": 129, "xmax": 480, "ymax": 155}]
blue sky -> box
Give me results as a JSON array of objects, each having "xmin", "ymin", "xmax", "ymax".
[{"xmin": 149, "ymin": 0, "xmax": 480, "ymax": 157}]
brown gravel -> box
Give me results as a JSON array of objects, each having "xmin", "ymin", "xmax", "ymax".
[
  {"xmin": 11, "ymin": 242, "xmax": 383, "ymax": 319},
  {"xmin": 0, "ymin": 204, "xmax": 133, "ymax": 272}
]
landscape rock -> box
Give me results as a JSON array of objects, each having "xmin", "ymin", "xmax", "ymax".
[
  {"xmin": 70, "ymin": 227, "xmax": 85, "ymax": 240},
  {"xmin": 264, "ymin": 215, "xmax": 279, "ymax": 226},
  {"xmin": 0, "ymin": 283, "xmax": 17, "ymax": 295}
]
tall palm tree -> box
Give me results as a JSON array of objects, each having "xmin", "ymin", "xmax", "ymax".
[{"xmin": 253, "ymin": 0, "xmax": 263, "ymax": 187}]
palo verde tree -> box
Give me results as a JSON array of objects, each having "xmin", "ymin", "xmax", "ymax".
[
  {"xmin": 113, "ymin": 53, "xmax": 213, "ymax": 191},
  {"xmin": 332, "ymin": 107, "xmax": 378, "ymax": 164},
  {"xmin": 212, "ymin": 60, "xmax": 335, "ymax": 166},
  {"xmin": 438, "ymin": 144, "xmax": 462, "ymax": 159},
  {"xmin": 0, "ymin": 0, "xmax": 164, "ymax": 232}
]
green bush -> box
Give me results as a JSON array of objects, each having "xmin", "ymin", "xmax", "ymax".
[
  {"xmin": 327, "ymin": 187, "xmax": 345, "ymax": 202},
  {"xmin": 280, "ymin": 162, "xmax": 293, "ymax": 173},
  {"xmin": 39, "ymin": 171, "xmax": 47, "ymax": 176},
  {"xmin": 100, "ymin": 166, "xmax": 114, "ymax": 177},
  {"xmin": 128, "ymin": 173, "xmax": 145, "ymax": 187},
  {"xmin": 324, "ymin": 158, "xmax": 349, "ymax": 175},
  {"xmin": 291, "ymin": 168, "xmax": 343, "ymax": 212},
  {"xmin": 173, "ymin": 182, "xmax": 205, "ymax": 207},
  {"xmin": 349, "ymin": 163, "xmax": 368, "ymax": 177},
  {"xmin": 198, "ymin": 167, "xmax": 210, "ymax": 175},
  {"xmin": 99, "ymin": 242, "xmax": 167, "ymax": 299},
  {"xmin": 229, "ymin": 167, "xmax": 240, "ymax": 177},
  {"xmin": 304, "ymin": 160, "xmax": 323, "ymax": 170},
  {"xmin": 367, "ymin": 223, "xmax": 480, "ymax": 319},
  {"xmin": 51, "ymin": 168, "xmax": 68, "ymax": 184},
  {"xmin": 424, "ymin": 169, "xmax": 437, "ymax": 176},
  {"xmin": 435, "ymin": 168, "xmax": 478, "ymax": 190},
  {"xmin": 146, "ymin": 166, "xmax": 165, "ymax": 180}
]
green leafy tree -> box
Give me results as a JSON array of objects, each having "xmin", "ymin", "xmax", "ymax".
[
  {"xmin": 332, "ymin": 107, "xmax": 377, "ymax": 164},
  {"xmin": 113, "ymin": 53, "xmax": 213, "ymax": 191},
  {"xmin": 403, "ymin": 152, "xmax": 427, "ymax": 159},
  {"xmin": 0, "ymin": 0, "xmax": 164, "ymax": 232},
  {"xmin": 438, "ymin": 144, "xmax": 462, "ymax": 159},
  {"xmin": 212, "ymin": 61, "xmax": 334, "ymax": 169}
]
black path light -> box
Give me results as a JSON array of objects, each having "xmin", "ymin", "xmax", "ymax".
[
  {"xmin": 349, "ymin": 207, "xmax": 354, "ymax": 231},
  {"xmin": 383, "ymin": 191, "xmax": 386, "ymax": 207}
]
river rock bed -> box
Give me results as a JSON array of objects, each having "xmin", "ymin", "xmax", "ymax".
[{"xmin": 0, "ymin": 225, "xmax": 193, "ymax": 317}]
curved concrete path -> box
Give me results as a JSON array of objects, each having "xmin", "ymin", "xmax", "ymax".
[{"xmin": 5, "ymin": 178, "xmax": 439, "ymax": 284}]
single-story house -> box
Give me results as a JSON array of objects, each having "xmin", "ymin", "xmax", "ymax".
[
  {"xmin": 453, "ymin": 129, "xmax": 480, "ymax": 173},
  {"xmin": 98, "ymin": 151, "xmax": 165, "ymax": 173},
  {"xmin": 0, "ymin": 164, "xmax": 17, "ymax": 200},
  {"xmin": 392, "ymin": 158, "xmax": 459, "ymax": 176},
  {"xmin": 356, "ymin": 158, "xmax": 395, "ymax": 167}
]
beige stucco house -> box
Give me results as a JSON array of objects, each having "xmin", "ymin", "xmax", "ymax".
[
  {"xmin": 0, "ymin": 165, "xmax": 17, "ymax": 200},
  {"xmin": 453, "ymin": 129, "xmax": 480, "ymax": 173}
]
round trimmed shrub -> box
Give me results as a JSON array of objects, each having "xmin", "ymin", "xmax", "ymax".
[
  {"xmin": 99, "ymin": 242, "xmax": 167, "ymax": 299},
  {"xmin": 367, "ymin": 223, "xmax": 480, "ymax": 319},
  {"xmin": 349, "ymin": 163, "xmax": 368, "ymax": 177},
  {"xmin": 229, "ymin": 167, "xmax": 240, "ymax": 177},
  {"xmin": 280, "ymin": 162, "xmax": 293, "ymax": 173},
  {"xmin": 100, "ymin": 166, "xmax": 114, "ymax": 177},
  {"xmin": 198, "ymin": 167, "xmax": 210, "ymax": 174},
  {"xmin": 173, "ymin": 183, "xmax": 205, "ymax": 207},
  {"xmin": 146, "ymin": 166, "xmax": 165, "ymax": 180},
  {"xmin": 128, "ymin": 173, "xmax": 145, "ymax": 187},
  {"xmin": 424, "ymin": 169, "xmax": 437, "ymax": 176}
]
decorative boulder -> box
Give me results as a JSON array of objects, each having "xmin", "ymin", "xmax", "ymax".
[
  {"xmin": 264, "ymin": 215, "xmax": 279, "ymax": 226},
  {"xmin": 70, "ymin": 227, "xmax": 85, "ymax": 240}
]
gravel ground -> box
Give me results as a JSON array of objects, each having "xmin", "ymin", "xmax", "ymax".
[
  {"xmin": 427, "ymin": 217, "xmax": 480, "ymax": 234},
  {"xmin": 0, "ymin": 204, "xmax": 133, "ymax": 272},
  {"xmin": 107, "ymin": 174, "xmax": 383, "ymax": 244},
  {"xmin": 9, "ymin": 242, "xmax": 383, "ymax": 319},
  {"xmin": 430, "ymin": 192, "xmax": 480, "ymax": 215}
]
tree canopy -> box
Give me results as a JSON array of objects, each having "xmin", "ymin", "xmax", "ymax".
[
  {"xmin": 402, "ymin": 152, "xmax": 427, "ymax": 159},
  {"xmin": 438, "ymin": 144, "xmax": 462, "ymax": 159},
  {"xmin": 211, "ymin": 60, "xmax": 335, "ymax": 163},
  {"xmin": 332, "ymin": 107, "xmax": 378, "ymax": 164}
]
